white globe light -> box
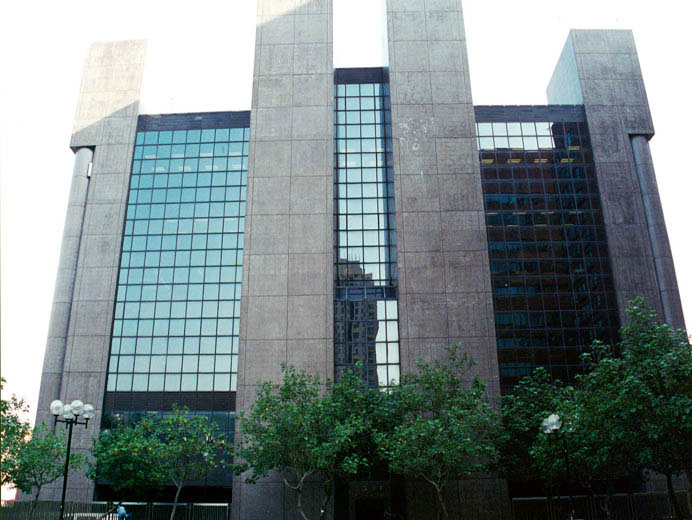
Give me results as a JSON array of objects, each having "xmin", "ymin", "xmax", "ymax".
[
  {"xmin": 546, "ymin": 413, "xmax": 562, "ymax": 432},
  {"xmin": 50, "ymin": 400, "xmax": 64, "ymax": 416},
  {"xmin": 71, "ymin": 400, "xmax": 84, "ymax": 416},
  {"xmin": 62, "ymin": 404, "xmax": 75, "ymax": 420},
  {"xmin": 540, "ymin": 418, "xmax": 550, "ymax": 434},
  {"xmin": 83, "ymin": 404, "xmax": 95, "ymax": 420}
]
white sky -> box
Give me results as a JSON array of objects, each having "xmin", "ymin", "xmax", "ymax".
[{"xmin": 1, "ymin": 0, "xmax": 690, "ymax": 463}]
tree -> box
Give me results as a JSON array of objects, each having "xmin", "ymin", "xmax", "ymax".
[
  {"xmin": 148, "ymin": 407, "xmax": 227, "ymax": 520},
  {"xmin": 10, "ymin": 423, "xmax": 86, "ymax": 513},
  {"xmin": 2, "ymin": 380, "xmax": 85, "ymax": 512},
  {"xmin": 89, "ymin": 407, "xmax": 227, "ymax": 520},
  {"xmin": 235, "ymin": 365, "xmax": 369, "ymax": 520},
  {"xmin": 88, "ymin": 418, "xmax": 167, "ymax": 500},
  {"xmin": 1, "ymin": 377, "xmax": 30, "ymax": 488},
  {"xmin": 374, "ymin": 347, "xmax": 499, "ymax": 520},
  {"xmin": 567, "ymin": 343, "xmax": 644, "ymax": 517},
  {"xmin": 496, "ymin": 367, "xmax": 571, "ymax": 486},
  {"xmin": 613, "ymin": 299, "xmax": 692, "ymax": 519}
]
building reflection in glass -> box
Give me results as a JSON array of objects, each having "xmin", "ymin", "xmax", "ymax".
[
  {"xmin": 475, "ymin": 107, "xmax": 620, "ymax": 392},
  {"xmin": 334, "ymin": 71, "xmax": 400, "ymax": 388}
]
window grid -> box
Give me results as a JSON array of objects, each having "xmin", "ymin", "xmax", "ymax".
[
  {"xmin": 477, "ymin": 120, "xmax": 620, "ymax": 391},
  {"xmin": 107, "ymin": 127, "xmax": 249, "ymax": 394},
  {"xmin": 334, "ymin": 81, "xmax": 400, "ymax": 388}
]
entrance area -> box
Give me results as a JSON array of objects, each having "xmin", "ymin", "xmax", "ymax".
[{"xmin": 355, "ymin": 498, "xmax": 386, "ymax": 520}]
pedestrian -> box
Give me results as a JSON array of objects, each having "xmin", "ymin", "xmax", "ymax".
[{"xmin": 117, "ymin": 504, "xmax": 128, "ymax": 520}]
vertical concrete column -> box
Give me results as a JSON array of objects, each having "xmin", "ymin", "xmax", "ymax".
[
  {"xmin": 631, "ymin": 135, "xmax": 685, "ymax": 327},
  {"xmin": 386, "ymin": 2, "xmax": 506, "ymax": 516},
  {"xmin": 235, "ymin": 0, "xmax": 334, "ymax": 517},
  {"xmin": 33, "ymin": 40, "xmax": 146, "ymax": 502},
  {"xmin": 385, "ymin": 0, "xmax": 500, "ymax": 393},
  {"xmin": 547, "ymin": 30, "xmax": 685, "ymax": 328},
  {"xmin": 36, "ymin": 147, "xmax": 92, "ymax": 433}
]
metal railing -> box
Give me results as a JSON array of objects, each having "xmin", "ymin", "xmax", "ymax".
[
  {"xmin": 512, "ymin": 492, "xmax": 691, "ymax": 520},
  {"xmin": 3, "ymin": 493, "xmax": 689, "ymax": 520},
  {"xmin": 0, "ymin": 501, "xmax": 230, "ymax": 520}
]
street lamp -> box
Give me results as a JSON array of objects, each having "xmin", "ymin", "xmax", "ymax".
[
  {"xmin": 50, "ymin": 399, "xmax": 95, "ymax": 520},
  {"xmin": 541, "ymin": 413, "xmax": 575, "ymax": 520}
]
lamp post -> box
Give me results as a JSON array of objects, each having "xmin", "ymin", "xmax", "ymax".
[
  {"xmin": 541, "ymin": 413, "xmax": 575, "ymax": 520},
  {"xmin": 50, "ymin": 399, "xmax": 95, "ymax": 520}
]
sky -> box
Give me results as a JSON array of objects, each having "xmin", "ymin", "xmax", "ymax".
[{"xmin": 1, "ymin": 0, "xmax": 690, "ymax": 457}]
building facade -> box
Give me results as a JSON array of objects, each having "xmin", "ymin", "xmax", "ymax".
[{"xmin": 33, "ymin": 0, "xmax": 684, "ymax": 518}]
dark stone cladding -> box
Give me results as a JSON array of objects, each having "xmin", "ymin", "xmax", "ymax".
[
  {"xmin": 335, "ymin": 67, "xmax": 389, "ymax": 85},
  {"xmin": 474, "ymin": 105, "xmax": 586, "ymax": 123},
  {"xmin": 136, "ymin": 111, "xmax": 251, "ymax": 132}
]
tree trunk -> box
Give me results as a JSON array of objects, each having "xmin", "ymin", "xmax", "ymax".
[
  {"xmin": 30, "ymin": 487, "xmax": 41, "ymax": 514},
  {"xmin": 666, "ymin": 471, "xmax": 683, "ymax": 520},
  {"xmin": 434, "ymin": 483, "xmax": 449, "ymax": 520},
  {"xmin": 319, "ymin": 479, "xmax": 333, "ymax": 520},
  {"xmin": 684, "ymin": 467, "xmax": 692, "ymax": 519},
  {"xmin": 605, "ymin": 478, "xmax": 614, "ymax": 520},
  {"xmin": 169, "ymin": 481, "xmax": 185, "ymax": 520},
  {"xmin": 547, "ymin": 490, "xmax": 556, "ymax": 520},
  {"xmin": 295, "ymin": 485, "xmax": 309, "ymax": 520}
]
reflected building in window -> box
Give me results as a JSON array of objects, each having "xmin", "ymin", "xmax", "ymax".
[
  {"xmin": 475, "ymin": 106, "xmax": 620, "ymax": 392},
  {"xmin": 334, "ymin": 69, "xmax": 400, "ymax": 389},
  {"xmin": 32, "ymin": 0, "xmax": 684, "ymax": 517}
]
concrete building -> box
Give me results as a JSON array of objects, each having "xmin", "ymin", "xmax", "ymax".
[{"xmin": 33, "ymin": 0, "xmax": 684, "ymax": 517}]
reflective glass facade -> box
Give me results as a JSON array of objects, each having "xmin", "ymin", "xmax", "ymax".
[
  {"xmin": 475, "ymin": 106, "xmax": 620, "ymax": 391},
  {"xmin": 334, "ymin": 69, "xmax": 400, "ymax": 388},
  {"xmin": 104, "ymin": 113, "xmax": 249, "ymax": 417}
]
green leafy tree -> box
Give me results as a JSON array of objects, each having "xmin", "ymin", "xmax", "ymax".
[
  {"xmin": 528, "ymin": 300, "xmax": 691, "ymax": 518},
  {"xmin": 11, "ymin": 423, "xmax": 86, "ymax": 513},
  {"xmin": 147, "ymin": 407, "xmax": 227, "ymax": 520},
  {"xmin": 88, "ymin": 418, "xmax": 167, "ymax": 501},
  {"xmin": 568, "ymin": 343, "xmax": 644, "ymax": 517},
  {"xmin": 1, "ymin": 378, "xmax": 30, "ymax": 488},
  {"xmin": 497, "ymin": 367, "xmax": 570, "ymax": 486},
  {"xmin": 374, "ymin": 347, "xmax": 499, "ymax": 520},
  {"xmin": 614, "ymin": 299, "xmax": 692, "ymax": 519},
  {"xmin": 89, "ymin": 407, "xmax": 226, "ymax": 520},
  {"xmin": 235, "ymin": 365, "xmax": 369, "ymax": 520}
]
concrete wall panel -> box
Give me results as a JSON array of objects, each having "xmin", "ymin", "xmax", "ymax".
[
  {"xmin": 33, "ymin": 40, "xmax": 146, "ymax": 502},
  {"xmin": 548, "ymin": 30, "xmax": 684, "ymax": 328},
  {"xmin": 233, "ymin": 0, "xmax": 334, "ymax": 517},
  {"xmin": 386, "ymin": 0, "xmax": 500, "ymax": 400}
]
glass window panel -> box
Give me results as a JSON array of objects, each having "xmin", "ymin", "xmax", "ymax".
[
  {"xmin": 134, "ymin": 356, "xmax": 150, "ymax": 373},
  {"xmin": 492, "ymin": 122, "xmax": 507, "ymax": 136},
  {"xmin": 165, "ymin": 374, "xmax": 181, "ymax": 391},
  {"xmin": 181, "ymin": 374, "xmax": 197, "ymax": 391},
  {"xmin": 148, "ymin": 374, "xmax": 164, "ymax": 391},
  {"xmin": 132, "ymin": 374, "xmax": 148, "ymax": 391},
  {"xmin": 116, "ymin": 374, "xmax": 132, "ymax": 391},
  {"xmin": 214, "ymin": 374, "xmax": 230, "ymax": 391},
  {"xmin": 150, "ymin": 355, "xmax": 165, "ymax": 372},
  {"xmin": 199, "ymin": 355, "xmax": 214, "ymax": 372},
  {"xmin": 201, "ymin": 129, "xmax": 215, "ymax": 142},
  {"xmin": 166, "ymin": 355, "xmax": 182, "ymax": 372}
]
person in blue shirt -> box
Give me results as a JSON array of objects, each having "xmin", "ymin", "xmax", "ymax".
[{"xmin": 117, "ymin": 504, "xmax": 129, "ymax": 520}]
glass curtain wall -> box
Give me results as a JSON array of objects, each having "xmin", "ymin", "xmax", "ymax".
[
  {"xmin": 334, "ymin": 70, "xmax": 400, "ymax": 388},
  {"xmin": 103, "ymin": 113, "xmax": 248, "ymax": 430},
  {"xmin": 475, "ymin": 107, "xmax": 620, "ymax": 391}
]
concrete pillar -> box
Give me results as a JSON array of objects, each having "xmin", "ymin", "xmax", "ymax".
[
  {"xmin": 33, "ymin": 40, "xmax": 146, "ymax": 502},
  {"xmin": 385, "ymin": 0, "xmax": 500, "ymax": 395},
  {"xmin": 35, "ymin": 147, "xmax": 92, "ymax": 430},
  {"xmin": 631, "ymin": 135, "xmax": 685, "ymax": 328},
  {"xmin": 233, "ymin": 0, "xmax": 334, "ymax": 518},
  {"xmin": 547, "ymin": 30, "xmax": 685, "ymax": 328},
  {"xmin": 385, "ymin": 2, "xmax": 507, "ymax": 516}
]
